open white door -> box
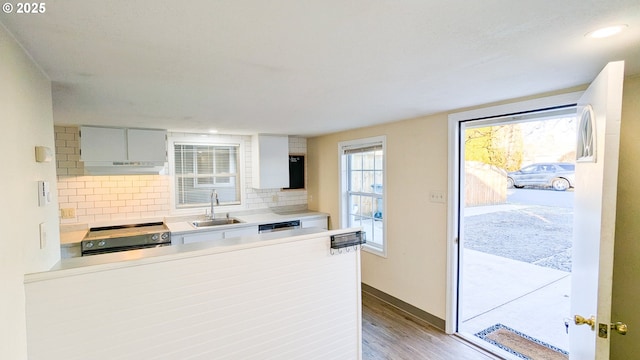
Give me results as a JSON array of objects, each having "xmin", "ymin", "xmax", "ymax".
[{"xmin": 570, "ymin": 61, "xmax": 625, "ymax": 360}]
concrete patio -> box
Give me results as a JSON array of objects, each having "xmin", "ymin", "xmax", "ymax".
[{"xmin": 459, "ymin": 249, "xmax": 571, "ymax": 356}]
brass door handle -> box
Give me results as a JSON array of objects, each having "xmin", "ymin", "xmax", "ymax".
[
  {"xmin": 574, "ymin": 315, "xmax": 596, "ymax": 330},
  {"xmin": 611, "ymin": 322, "xmax": 628, "ymax": 335}
]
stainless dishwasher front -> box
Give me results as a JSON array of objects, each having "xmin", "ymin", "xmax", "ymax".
[{"xmin": 258, "ymin": 220, "xmax": 301, "ymax": 233}]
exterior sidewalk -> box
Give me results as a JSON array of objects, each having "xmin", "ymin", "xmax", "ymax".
[{"xmin": 459, "ymin": 249, "xmax": 571, "ymax": 352}]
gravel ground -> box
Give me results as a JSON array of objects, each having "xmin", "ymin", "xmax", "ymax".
[{"xmin": 463, "ymin": 205, "xmax": 573, "ymax": 272}]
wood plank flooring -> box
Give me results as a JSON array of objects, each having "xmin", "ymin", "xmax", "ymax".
[{"xmin": 362, "ymin": 292, "xmax": 498, "ymax": 360}]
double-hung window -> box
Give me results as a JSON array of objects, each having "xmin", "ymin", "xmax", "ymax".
[
  {"xmin": 339, "ymin": 136, "xmax": 386, "ymax": 256},
  {"xmin": 173, "ymin": 142, "xmax": 241, "ymax": 208}
]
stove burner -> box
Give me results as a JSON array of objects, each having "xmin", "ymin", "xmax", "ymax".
[{"xmin": 81, "ymin": 222, "xmax": 171, "ymax": 256}]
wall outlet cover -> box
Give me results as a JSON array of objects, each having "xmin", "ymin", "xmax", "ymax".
[{"xmin": 61, "ymin": 208, "xmax": 76, "ymax": 219}]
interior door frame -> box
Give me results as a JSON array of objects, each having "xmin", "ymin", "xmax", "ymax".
[{"xmin": 445, "ymin": 91, "xmax": 584, "ymax": 334}]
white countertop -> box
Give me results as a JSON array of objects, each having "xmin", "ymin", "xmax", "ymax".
[
  {"xmin": 166, "ymin": 209, "xmax": 328, "ymax": 234},
  {"xmin": 29, "ymin": 227, "xmax": 356, "ymax": 282},
  {"xmin": 59, "ymin": 209, "xmax": 329, "ymax": 245}
]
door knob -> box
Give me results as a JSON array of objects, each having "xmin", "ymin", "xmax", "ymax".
[
  {"xmin": 574, "ymin": 315, "xmax": 596, "ymax": 330},
  {"xmin": 611, "ymin": 322, "xmax": 628, "ymax": 335}
]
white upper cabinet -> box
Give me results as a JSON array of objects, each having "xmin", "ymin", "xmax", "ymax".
[
  {"xmin": 80, "ymin": 126, "xmax": 127, "ymax": 161},
  {"xmin": 80, "ymin": 126, "xmax": 166, "ymax": 162},
  {"xmin": 251, "ymin": 134, "xmax": 289, "ymax": 189},
  {"xmin": 127, "ymin": 128, "xmax": 167, "ymax": 162}
]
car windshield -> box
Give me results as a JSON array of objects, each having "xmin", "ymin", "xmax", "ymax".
[{"xmin": 558, "ymin": 164, "xmax": 575, "ymax": 170}]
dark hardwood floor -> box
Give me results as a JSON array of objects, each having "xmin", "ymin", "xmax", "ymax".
[{"xmin": 362, "ymin": 292, "xmax": 498, "ymax": 360}]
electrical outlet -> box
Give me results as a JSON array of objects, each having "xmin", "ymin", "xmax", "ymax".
[
  {"xmin": 429, "ymin": 191, "xmax": 446, "ymax": 203},
  {"xmin": 61, "ymin": 208, "xmax": 76, "ymax": 219}
]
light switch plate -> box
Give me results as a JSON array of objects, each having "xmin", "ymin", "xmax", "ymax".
[{"xmin": 429, "ymin": 191, "xmax": 446, "ymax": 203}]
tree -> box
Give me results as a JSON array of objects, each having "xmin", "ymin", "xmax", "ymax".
[{"xmin": 465, "ymin": 124, "xmax": 523, "ymax": 171}]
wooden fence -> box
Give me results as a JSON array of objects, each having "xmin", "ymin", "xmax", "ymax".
[{"xmin": 464, "ymin": 161, "xmax": 507, "ymax": 206}]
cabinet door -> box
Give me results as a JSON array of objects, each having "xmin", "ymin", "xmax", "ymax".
[
  {"xmin": 224, "ymin": 226, "xmax": 259, "ymax": 239},
  {"xmin": 182, "ymin": 230, "xmax": 224, "ymax": 244},
  {"xmin": 301, "ymin": 217, "xmax": 328, "ymax": 230},
  {"xmin": 127, "ymin": 129, "xmax": 167, "ymax": 162},
  {"xmin": 252, "ymin": 134, "xmax": 289, "ymax": 189},
  {"xmin": 80, "ymin": 126, "xmax": 127, "ymax": 161}
]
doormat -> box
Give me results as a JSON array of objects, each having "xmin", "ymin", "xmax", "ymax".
[{"xmin": 475, "ymin": 324, "xmax": 568, "ymax": 360}]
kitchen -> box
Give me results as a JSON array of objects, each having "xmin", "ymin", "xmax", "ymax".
[
  {"xmin": 54, "ymin": 126, "xmax": 318, "ymax": 254},
  {"xmin": 3, "ymin": 2, "xmax": 640, "ymax": 360},
  {"xmin": 27, "ymin": 123, "xmax": 364, "ymax": 359}
]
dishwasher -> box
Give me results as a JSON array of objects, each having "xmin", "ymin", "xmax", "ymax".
[{"xmin": 258, "ymin": 220, "xmax": 301, "ymax": 233}]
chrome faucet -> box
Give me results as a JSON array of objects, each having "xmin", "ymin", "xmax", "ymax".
[{"xmin": 209, "ymin": 189, "xmax": 219, "ymax": 219}]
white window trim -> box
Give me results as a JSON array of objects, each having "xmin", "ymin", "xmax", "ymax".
[
  {"xmin": 338, "ymin": 135, "xmax": 387, "ymax": 257},
  {"xmin": 444, "ymin": 91, "xmax": 583, "ymax": 334},
  {"xmin": 168, "ymin": 135, "xmax": 246, "ymax": 216}
]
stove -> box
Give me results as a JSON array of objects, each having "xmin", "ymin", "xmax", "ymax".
[{"xmin": 81, "ymin": 222, "xmax": 171, "ymax": 256}]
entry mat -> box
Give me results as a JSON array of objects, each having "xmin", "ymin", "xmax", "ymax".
[{"xmin": 475, "ymin": 324, "xmax": 569, "ymax": 360}]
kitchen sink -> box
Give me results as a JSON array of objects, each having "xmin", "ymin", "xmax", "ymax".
[{"xmin": 191, "ymin": 218, "xmax": 242, "ymax": 228}]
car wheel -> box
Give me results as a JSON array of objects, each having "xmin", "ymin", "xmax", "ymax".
[
  {"xmin": 507, "ymin": 177, "xmax": 514, "ymax": 189},
  {"xmin": 552, "ymin": 178, "xmax": 570, "ymax": 191}
]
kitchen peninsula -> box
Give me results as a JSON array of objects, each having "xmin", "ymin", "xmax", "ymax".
[{"xmin": 25, "ymin": 226, "xmax": 363, "ymax": 360}]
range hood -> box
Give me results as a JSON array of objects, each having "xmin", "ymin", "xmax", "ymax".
[
  {"xmin": 83, "ymin": 161, "xmax": 167, "ymax": 175},
  {"xmin": 80, "ymin": 126, "xmax": 168, "ymax": 176}
]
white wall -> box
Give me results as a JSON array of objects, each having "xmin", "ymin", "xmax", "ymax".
[
  {"xmin": 308, "ymin": 80, "xmax": 640, "ymax": 337},
  {"xmin": 611, "ymin": 74, "xmax": 640, "ymax": 358},
  {"xmin": 308, "ymin": 114, "xmax": 449, "ymax": 319},
  {"xmin": 0, "ymin": 24, "xmax": 60, "ymax": 360}
]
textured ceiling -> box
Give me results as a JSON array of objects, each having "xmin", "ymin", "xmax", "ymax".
[{"xmin": 1, "ymin": 0, "xmax": 639, "ymax": 136}]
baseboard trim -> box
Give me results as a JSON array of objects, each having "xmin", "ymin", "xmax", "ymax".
[{"xmin": 362, "ymin": 283, "xmax": 446, "ymax": 331}]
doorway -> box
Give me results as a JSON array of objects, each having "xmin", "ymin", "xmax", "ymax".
[{"xmin": 456, "ymin": 109, "xmax": 577, "ymax": 359}]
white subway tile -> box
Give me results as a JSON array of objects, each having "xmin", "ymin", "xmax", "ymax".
[
  {"xmin": 101, "ymin": 181, "xmax": 118, "ymax": 188},
  {"xmin": 67, "ymin": 181, "xmax": 85, "ymax": 189},
  {"xmin": 118, "ymin": 206, "xmax": 133, "ymax": 213},
  {"xmin": 94, "ymin": 187, "xmax": 110, "ymax": 195},
  {"xmin": 101, "ymin": 194, "xmax": 117, "ymax": 201},
  {"xmin": 59, "ymin": 189, "xmax": 77, "ymax": 196},
  {"xmin": 77, "ymin": 215, "xmax": 95, "ymax": 223},
  {"xmin": 85, "ymin": 195, "xmax": 103, "ymax": 202},
  {"xmin": 86, "ymin": 208, "xmax": 103, "ymax": 215},
  {"xmin": 69, "ymin": 195, "xmax": 85, "ymax": 202},
  {"xmin": 95, "ymin": 201, "xmax": 111, "ymax": 208},
  {"xmin": 77, "ymin": 202, "xmax": 94, "ymax": 209},
  {"xmin": 126, "ymin": 200, "xmax": 141, "ymax": 207},
  {"xmin": 94, "ymin": 214, "xmax": 112, "ymax": 222},
  {"xmin": 117, "ymin": 193, "xmax": 133, "ymax": 201},
  {"xmin": 77, "ymin": 188, "xmax": 94, "ymax": 196}
]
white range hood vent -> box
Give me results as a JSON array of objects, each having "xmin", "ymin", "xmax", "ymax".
[
  {"xmin": 83, "ymin": 161, "xmax": 167, "ymax": 175},
  {"xmin": 79, "ymin": 126, "xmax": 168, "ymax": 176}
]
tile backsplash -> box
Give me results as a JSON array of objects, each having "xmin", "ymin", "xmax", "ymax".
[{"xmin": 55, "ymin": 126, "xmax": 308, "ymax": 224}]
